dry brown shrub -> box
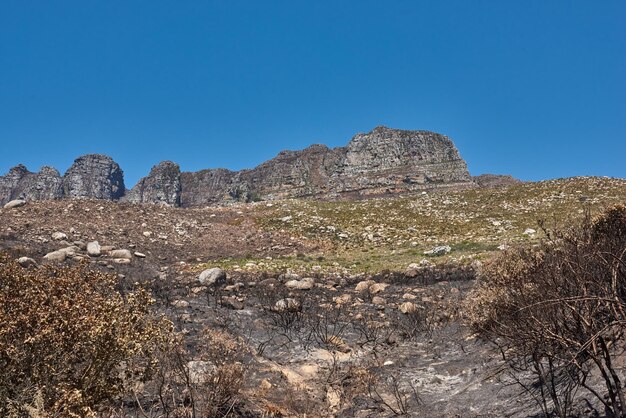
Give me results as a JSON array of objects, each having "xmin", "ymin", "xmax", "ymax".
[{"xmin": 0, "ymin": 255, "xmax": 172, "ymax": 417}]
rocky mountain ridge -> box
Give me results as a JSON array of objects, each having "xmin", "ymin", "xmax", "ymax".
[{"xmin": 0, "ymin": 126, "xmax": 512, "ymax": 207}]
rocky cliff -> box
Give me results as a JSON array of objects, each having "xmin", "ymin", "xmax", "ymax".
[
  {"xmin": 1, "ymin": 127, "xmax": 481, "ymax": 207},
  {"xmin": 124, "ymin": 161, "xmax": 181, "ymax": 206},
  {"xmin": 63, "ymin": 154, "xmax": 125, "ymax": 200}
]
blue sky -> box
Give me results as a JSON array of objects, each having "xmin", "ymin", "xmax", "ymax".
[{"xmin": 1, "ymin": 1, "xmax": 625, "ymax": 186}]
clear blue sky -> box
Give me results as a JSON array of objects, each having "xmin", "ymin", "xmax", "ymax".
[{"xmin": 1, "ymin": 1, "xmax": 625, "ymax": 186}]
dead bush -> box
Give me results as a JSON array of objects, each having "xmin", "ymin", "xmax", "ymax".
[
  {"xmin": 0, "ymin": 255, "xmax": 172, "ymax": 417},
  {"xmin": 468, "ymin": 205, "xmax": 626, "ymax": 417}
]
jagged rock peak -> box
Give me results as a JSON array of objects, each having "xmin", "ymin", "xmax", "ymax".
[
  {"xmin": 125, "ymin": 161, "xmax": 181, "ymax": 206},
  {"xmin": 63, "ymin": 154, "xmax": 125, "ymax": 200},
  {"xmin": 0, "ymin": 164, "xmax": 64, "ymax": 205}
]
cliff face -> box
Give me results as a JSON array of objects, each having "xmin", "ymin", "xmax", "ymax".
[
  {"xmin": 124, "ymin": 161, "xmax": 182, "ymax": 206},
  {"xmin": 176, "ymin": 127, "xmax": 474, "ymax": 205},
  {"xmin": 0, "ymin": 165, "xmax": 64, "ymax": 206},
  {"xmin": 0, "ymin": 126, "xmax": 478, "ymax": 207},
  {"xmin": 63, "ymin": 154, "xmax": 125, "ymax": 200}
]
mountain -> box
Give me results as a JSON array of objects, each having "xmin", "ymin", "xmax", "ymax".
[{"xmin": 0, "ymin": 126, "xmax": 496, "ymax": 207}]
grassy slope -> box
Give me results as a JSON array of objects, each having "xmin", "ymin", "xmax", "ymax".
[{"xmin": 201, "ymin": 177, "xmax": 626, "ymax": 275}]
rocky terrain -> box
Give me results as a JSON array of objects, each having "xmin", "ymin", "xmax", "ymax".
[
  {"xmin": 1, "ymin": 127, "xmax": 484, "ymax": 207},
  {"xmin": 2, "ymin": 176, "xmax": 625, "ymax": 416}
]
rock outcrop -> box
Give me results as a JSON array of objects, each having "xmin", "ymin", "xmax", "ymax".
[
  {"xmin": 63, "ymin": 154, "xmax": 125, "ymax": 200},
  {"xmin": 179, "ymin": 126, "xmax": 474, "ymax": 205},
  {"xmin": 1, "ymin": 126, "xmax": 481, "ymax": 207},
  {"xmin": 472, "ymin": 174, "xmax": 522, "ymax": 188},
  {"xmin": 124, "ymin": 161, "xmax": 181, "ymax": 206},
  {"xmin": 0, "ymin": 165, "xmax": 63, "ymax": 206}
]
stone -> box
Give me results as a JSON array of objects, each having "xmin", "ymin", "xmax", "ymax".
[
  {"xmin": 134, "ymin": 252, "xmax": 146, "ymax": 258},
  {"xmin": 355, "ymin": 280, "xmax": 375, "ymax": 292},
  {"xmin": 172, "ymin": 300, "xmax": 190, "ymax": 308},
  {"xmin": 368, "ymin": 283, "xmax": 388, "ymax": 294},
  {"xmin": 43, "ymin": 250, "xmax": 66, "ymax": 262},
  {"xmin": 523, "ymin": 228, "xmax": 537, "ymax": 235},
  {"xmin": 87, "ymin": 241, "xmax": 101, "ymax": 257},
  {"xmin": 371, "ymin": 296, "xmax": 386, "ymax": 306},
  {"xmin": 399, "ymin": 302, "xmax": 418, "ymax": 314},
  {"xmin": 109, "ymin": 249, "xmax": 132, "ymax": 259},
  {"xmin": 4, "ymin": 199, "xmax": 26, "ymax": 209},
  {"xmin": 198, "ymin": 267, "xmax": 226, "ymax": 286},
  {"xmin": 51, "ymin": 232, "xmax": 67, "ymax": 241},
  {"xmin": 285, "ymin": 277, "xmax": 315, "ymax": 290},
  {"xmin": 273, "ymin": 298, "xmax": 301, "ymax": 312},
  {"xmin": 17, "ymin": 257, "xmax": 37, "ymax": 268},
  {"xmin": 424, "ymin": 245, "xmax": 451, "ymax": 256},
  {"xmin": 114, "ymin": 258, "xmax": 131, "ymax": 264}
]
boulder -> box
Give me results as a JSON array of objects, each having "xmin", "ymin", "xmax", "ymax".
[
  {"xmin": 109, "ymin": 249, "xmax": 132, "ymax": 259},
  {"xmin": 51, "ymin": 232, "xmax": 67, "ymax": 241},
  {"xmin": 198, "ymin": 267, "xmax": 226, "ymax": 286},
  {"xmin": 43, "ymin": 250, "xmax": 66, "ymax": 262},
  {"xmin": 87, "ymin": 241, "xmax": 101, "ymax": 257},
  {"xmin": 285, "ymin": 277, "xmax": 315, "ymax": 290},
  {"xmin": 424, "ymin": 245, "xmax": 451, "ymax": 256},
  {"xmin": 17, "ymin": 257, "xmax": 37, "ymax": 268}
]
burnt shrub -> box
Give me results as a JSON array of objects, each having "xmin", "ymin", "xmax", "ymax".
[{"xmin": 468, "ymin": 206, "xmax": 626, "ymax": 417}]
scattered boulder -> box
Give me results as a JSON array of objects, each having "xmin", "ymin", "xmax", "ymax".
[
  {"xmin": 221, "ymin": 296, "xmax": 245, "ymax": 310},
  {"xmin": 43, "ymin": 250, "xmax": 66, "ymax": 262},
  {"xmin": 87, "ymin": 241, "xmax": 102, "ymax": 257},
  {"xmin": 109, "ymin": 249, "xmax": 132, "ymax": 259},
  {"xmin": 355, "ymin": 280, "xmax": 375, "ymax": 292},
  {"xmin": 51, "ymin": 232, "xmax": 67, "ymax": 241},
  {"xmin": 4, "ymin": 199, "xmax": 26, "ymax": 209},
  {"xmin": 198, "ymin": 267, "xmax": 227, "ymax": 286},
  {"xmin": 424, "ymin": 245, "xmax": 451, "ymax": 256},
  {"xmin": 285, "ymin": 277, "xmax": 315, "ymax": 290},
  {"xmin": 17, "ymin": 257, "xmax": 37, "ymax": 268},
  {"xmin": 368, "ymin": 283, "xmax": 388, "ymax": 294},
  {"xmin": 399, "ymin": 301, "xmax": 418, "ymax": 314},
  {"xmin": 273, "ymin": 298, "xmax": 302, "ymax": 312}
]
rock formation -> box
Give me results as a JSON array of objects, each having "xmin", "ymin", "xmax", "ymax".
[
  {"xmin": 1, "ymin": 126, "xmax": 485, "ymax": 207},
  {"xmin": 0, "ymin": 165, "xmax": 63, "ymax": 206},
  {"xmin": 63, "ymin": 154, "xmax": 125, "ymax": 200},
  {"xmin": 124, "ymin": 161, "xmax": 181, "ymax": 206}
]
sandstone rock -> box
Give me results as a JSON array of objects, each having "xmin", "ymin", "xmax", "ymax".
[
  {"xmin": 87, "ymin": 241, "xmax": 101, "ymax": 256},
  {"xmin": 285, "ymin": 277, "xmax": 315, "ymax": 290},
  {"xmin": 372, "ymin": 296, "xmax": 386, "ymax": 306},
  {"xmin": 63, "ymin": 154, "xmax": 125, "ymax": 200},
  {"xmin": 109, "ymin": 249, "xmax": 132, "ymax": 259},
  {"xmin": 51, "ymin": 232, "xmax": 67, "ymax": 241},
  {"xmin": 4, "ymin": 199, "xmax": 26, "ymax": 209},
  {"xmin": 172, "ymin": 300, "xmax": 190, "ymax": 308},
  {"xmin": 399, "ymin": 301, "xmax": 418, "ymax": 314},
  {"xmin": 355, "ymin": 280, "xmax": 375, "ymax": 292},
  {"xmin": 273, "ymin": 298, "xmax": 301, "ymax": 312},
  {"xmin": 424, "ymin": 245, "xmax": 451, "ymax": 256},
  {"xmin": 17, "ymin": 257, "xmax": 37, "ymax": 268},
  {"xmin": 124, "ymin": 161, "xmax": 181, "ymax": 206},
  {"xmin": 198, "ymin": 267, "xmax": 226, "ymax": 286},
  {"xmin": 44, "ymin": 250, "xmax": 66, "ymax": 262},
  {"xmin": 368, "ymin": 283, "xmax": 388, "ymax": 294}
]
